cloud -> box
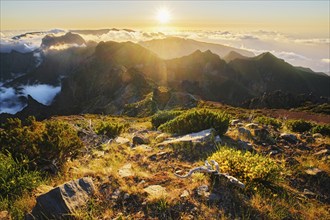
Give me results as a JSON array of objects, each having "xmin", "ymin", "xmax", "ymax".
[
  {"xmin": 0, "ymin": 87, "xmax": 26, "ymax": 114},
  {"xmin": 22, "ymin": 84, "xmax": 61, "ymax": 105}
]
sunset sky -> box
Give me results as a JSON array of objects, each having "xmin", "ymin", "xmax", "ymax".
[{"xmin": 1, "ymin": 1, "xmax": 329, "ymax": 37}]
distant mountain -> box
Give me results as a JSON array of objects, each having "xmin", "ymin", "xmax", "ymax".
[
  {"xmin": 223, "ymin": 51, "xmax": 249, "ymax": 63},
  {"xmin": 0, "ymin": 50, "xmax": 37, "ymax": 83},
  {"xmin": 228, "ymin": 52, "xmax": 330, "ymax": 97},
  {"xmin": 1, "ymin": 40, "xmax": 329, "ymax": 119},
  {"xmin": 139, "ymin": 37, "xmax": 254, "ymax": 59},
  {"xmin": 41, "ymin": 32, "xmax": 86, "ymax": 49}
]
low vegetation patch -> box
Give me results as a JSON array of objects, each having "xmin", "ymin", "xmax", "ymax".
[
  {"xmin": 285, "ymin": 119, "xmax": 313, "ymax": 133},
  {"xmin": 254, "ymin": 116, "xmax": 282, "ymax": 129},
  {"xmin": 151, "ymin": 110, "xmax": 183, "ymax": 129},
  {"xmin": 94, "ymin": 121, "xmax": 126, "ymax": 138},
  {"xmin": 0, "ymin": 117, "xmax": 83, "ymax": 170},
  {"xmin": 158, "ymin": 108, "xmax": 230, "ymax": 135},
  {"xmin": 208, "ymin": 147, "xmax": 285, "ymax": 184},
  {"xmin": 311, "ymin": 124, "xmax": 330, "ymax": 136}
]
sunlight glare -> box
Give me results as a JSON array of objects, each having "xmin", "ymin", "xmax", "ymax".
[{"xmin": 157, "ymin": 8, "xmax": 171, "ymax": 24}]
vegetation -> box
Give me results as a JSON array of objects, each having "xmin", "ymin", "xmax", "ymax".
[
  {"xmin": 209, "ymin": 146, "xmax": 285, "ymax": 184},
  {"xmin": 254, "ymin": 116, "xmax": 282, "ymax": 129},
  {"xmin": 311, "ymin": 124, "xmax": 330, "ymax": 136},
  {"xmin": 158, "ymin": 108, "xmax": 230, "ymax": 135},
  {"xmin": 285, "ymin": 119, "xmax": 313, "ymax": 133},
  {"xmin": 0, "ymin": 153, "xmax": 42, "ymax": 219},
  {"xmin": 0, "ymin": 117, "xmax": 83, "ymax": 170},
  {"xmin": 151, "ymin": 110, "xmax": 183, "ymax": 129},
  {"xmin": 94, "ymin": 121, "xmax": 126, "ymax": 138}
]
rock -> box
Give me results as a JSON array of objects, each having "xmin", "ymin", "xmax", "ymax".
[
  {"xmin": 180, "ymin": 190, "xmax": 190, "ymax": 198},
  {"xmin": 280, "ymin": 133, "xmax": 298, "ymax": 144},
  {"xmin": 112, "ymin": 189, "xmax": 121, "ymax": 200},
  {"xmin": 158, "ymin": 128, "xmax": 216, "ymax": 146},
  {"xmin": 133, "ymin": 135, "xmax": 149, "ymax": 146},
  {"xmin": 237, "ymin": 140, "xmax": 253, "ymax": 151},
  {"xmin": 29, "ymin": 177, "xmax": 95, "ymax": 219},
  {"xmin": 253, "ymin": 128, "xmax": 270, "ymax": 141},
  {"xmin": 214, "ymin": 135, "xmax": 222, "ymax": 144},
  {"xmin": 314, "ymin": 149, "xmax": 330, "ymax": 158},
  {"xmin": 133, "ymin": 144, "xmax": 152, "ymax": 152},
  {"xmin": 313, "ymin": 133, "xmax": 323, "ymax": 138},
  {"xmin": 118, "ymin": 163, "xmax": 133, "ymax": 178},
  {"xmin": 115, "ymin": 136, "xmax": 130, "ymax": 145},
  {"xmin": 196, "ymin": 185, "xmax": 209, "ymax": 197},
  {"xmin": 246, "ymin": 123, "xmax": 259, "ymax": 129},
  {"xmin": 305, "ymin": 167, "xmax": 323, "ymax": 176},
  {"xmin": 231, "ymin": 119, "xmax": 241, "ymax": 126},
  {"xmin": 144, "ymin": 185, "xmax": 167, "ymax": 198},
  {"xmin": 238, "ymin": 127, "xmax": 252, "ymax": 138}
]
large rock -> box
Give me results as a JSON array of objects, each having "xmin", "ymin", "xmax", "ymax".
[
  {"xmin": 28, "ymin": 177, "xmax": 95, "ymax": 219},
  {"xmin": 280, "ymin": 133, "xmax": 298, "ymax": 144},
  {"xmin": 158, "ymin": 128, "xmax": 216, "ymax": 146}
]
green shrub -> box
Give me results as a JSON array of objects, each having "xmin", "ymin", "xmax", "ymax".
[
  {"xmin": 254, "ymin": 116, "xmax": 282, "ymax": 129},
  {"xmin": 311, "ymin": 124, "xmax": 330, "ymax": 136},
  {"xmin": 209, "ymin": 147, "xmax": 284, "ymax": 183},
  {"xmin": 151, "ymin": 110, "xmax": 183, "ymax": 128},
  {"xmin": 94, "ymin": 121, "xmax": 125, "ymax": 138},
  {"xmin": 0, "ymin": 117, "xmax": 83, "ymax": 170},
  {"xmin": 0, "ymin": 153, "xmax": 41, "ymax": 200},
  {"xmin": 158, "ymin": 108, "xmax": 229, "ymax": 135},
  {"xmin": 285, "ymin": 119, "xmax": 313, "ymax": 133}
]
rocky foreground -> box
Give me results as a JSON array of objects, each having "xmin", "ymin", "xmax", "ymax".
[{"xmin": 1, "ymin": 105, "xmax": 330, "ymax": 219}]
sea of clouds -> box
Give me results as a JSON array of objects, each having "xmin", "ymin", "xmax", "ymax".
[{"xmin": 0, "ymin": 28, "xmax": 329, "ymax": 114}]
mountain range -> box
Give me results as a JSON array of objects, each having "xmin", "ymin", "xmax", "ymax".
[{"xmin": 1, "ymin": 31, "xmax": 329, "ymax": 120}]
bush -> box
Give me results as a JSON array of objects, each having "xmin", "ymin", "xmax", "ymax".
[
  {"xmin": 94, "ymin": 121, "xmax": 125, "ymax": 138},
  {"xmin": 254, "ymin": 116, "xmax": 282, "ymax": 129},
  {"xmin": 286, "ymin": 119, "xmax": 313, "ymax": 133},
  {"xmin": 209, "ymin": 147, "xmax": 284, "ymax": 183},
  {"xmin": 0, "ymin": 153, "xmax": 41, "ymax": 200},
  {"xmin": 151, "ymin": 110, "xmax": 183, "ymax": 129},
  {"xmin": 158, "ymin": 108, "xmax": 230, "ymax": 135},
  {"xmin": 311, "ymin": 124, "xmax": 330, "ymax": 136},
  {"xmin": 0, "ymin": 117, "xmax": 83, "ymax": 170}
]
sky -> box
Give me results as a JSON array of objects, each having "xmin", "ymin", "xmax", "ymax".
[
  {"xmin": 1, "ymin": 1, "xmax": 329, "ymax": 36},
  {"xmin": 0, "ymin": 1, "xmax": 329, "ymax": 73}
]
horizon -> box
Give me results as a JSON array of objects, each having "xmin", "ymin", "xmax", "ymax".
[{"xmin": 0, "ymin": 1, "xmax": 329, "ymax": 73}]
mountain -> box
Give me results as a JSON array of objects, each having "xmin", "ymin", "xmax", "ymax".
[
  {"xmin": 41, "ymin": 32, "xmax": 86, "ymax": 49},
  {"xmin": 223, "ymin": 51, "xmax": 249, "ymax": 63},
  {"xmin": 139, "ymin": 37, "xmax": 254, "ymax": 59},
  {"xmin": 1, "ymin": 40, "xmax": 330, "ymax": 119},
  {"xmin": 0, "ymin": 50, "xmax": 37, "ymax": 83},
  {"xmin": 228, "ymin": 52, "xmax": 330, "ymax": 97}
]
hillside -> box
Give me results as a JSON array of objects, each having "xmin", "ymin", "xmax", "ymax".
[{"xmin": 1, "ymin": 105, "xmax": 329, "ymax": 219}]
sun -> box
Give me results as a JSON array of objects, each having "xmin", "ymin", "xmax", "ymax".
[{"xmin": 156, "ymin": 8, "xmax": 171, "ymax": 24}]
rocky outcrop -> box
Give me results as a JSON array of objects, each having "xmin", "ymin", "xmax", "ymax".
[{"xmin": 28, "ymin": 177, "xmax": 95, "ymax": 219}]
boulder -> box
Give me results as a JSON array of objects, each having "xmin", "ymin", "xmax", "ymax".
[
  {"xmin": 280, "ymin": 133, "xmax": 298, "ymax": 144},
  {"xmin": 158, "ymin": 128, "xmax": 216, "ymax": 146},
  {"xmin": 144, "ymin": 185, "xmax": 167, "ymax": 198},
  {"xmin": 28, "ymin": 177, "xmax": 95, "ymax": 219},
  {"xmin": 118, "ymin": 163, "xmax": 134, "ymax": 178},
  {"xmin": 132, "ymin": 135, "xmax": 149, "ymax": 146},
  {"xmin": 253, "ymin": 128, "xmax": 270, "ymax": 141},
  {"xmin": 238, "ymin": 127, "xmax": 252, "ymax": 138},
  {"xmin": 246, "ymin": 123, "xmax": 259, "ymax": 129}
]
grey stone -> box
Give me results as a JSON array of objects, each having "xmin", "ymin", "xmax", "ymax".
[
  {"xmin": 144, "ymin": 185, "xmax": 167, "ymax": 198},
  {"xmin": 115, "ymin": 137, "xmax": 130, "ymax": 145},
  {"xmin": 246, "ymin": 123, "xmax": 259, "ymax": 129},
  {"xmin": 133, "ymin": 135, "xmax": 149, "ymax": 146},
  {"xmin": 29, "ymin": 177, "xmax": 95, "ymax": 219},
  {"xmin": 118, "ymin": 163, "xmax": 133, "ymax": 178},
  {"xmin": 196, "ymin": 185, "xmax": 209, "ymax": 197},
  {"xmin": 280, "ymin": 133, "xmax": 298, "ymax": 144}
]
